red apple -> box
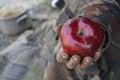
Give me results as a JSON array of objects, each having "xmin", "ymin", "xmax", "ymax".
[{"xmin": 60, "ymin": 17, "xmax": 105, "ymax": 58}]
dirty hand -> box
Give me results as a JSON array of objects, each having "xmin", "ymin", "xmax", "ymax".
[{"xmin": 54, "ymin": 24, "xmax": 102, "ymax": 69}]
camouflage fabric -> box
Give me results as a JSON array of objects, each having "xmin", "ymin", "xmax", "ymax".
[
  {"xmin": 0, "ymin": 0, "xmax": 120, "ymax": 80},
  {"xmin": 82, "ymin": 1, "xmax": 120, "ymax": 80},
  {"xmin": 44, "ymin": 0, "xmax": 120, "ymax": 80}
]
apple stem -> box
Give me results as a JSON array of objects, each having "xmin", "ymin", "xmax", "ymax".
[{"xmin": 78, "ymin": 30, "xmax": 84, "ymax": 37}]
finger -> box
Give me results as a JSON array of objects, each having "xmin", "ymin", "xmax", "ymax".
[
  {"xmin": 56, "ymin": 52, "xmax": 69, "ymax": 63},
  {"xmin": 53, "ymin": 24, "xmax": 63, "ymax": 34},
  {"xmin": 93, "ymin": 52, "xmax": 101, "ymax": 61},
  {"xmin": 66, "ymin": 55, "xmax": 81, "ymax": 69},
  {"xmin": 80, "ymin": 56, "xmax": 93, "ymax": 69},
  {"xmin": 53, "ymin": 41, "xmax": 61, "ymax": 54}
]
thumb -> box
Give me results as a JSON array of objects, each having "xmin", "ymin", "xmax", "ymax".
[{"xmin": 53, "ymin": 24, "xmax": 63, "ymax": 34}]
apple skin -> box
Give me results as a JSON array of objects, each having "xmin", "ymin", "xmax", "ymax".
[{"xmin": 60, "ymin": 17, "xmax": 105, "ymax": 58}]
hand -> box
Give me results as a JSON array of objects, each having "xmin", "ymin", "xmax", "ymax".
[
  {"xmin": 56, "ymin": 48, "xmax": 101, "ymax": 69},
  {"xmin": 54, "ymin": 24, "xmax": 102, "ymax": 69}
]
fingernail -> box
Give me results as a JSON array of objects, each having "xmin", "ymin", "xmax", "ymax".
[
  {"xmin": 61, "ymin": 53, "xmax": 69, "ymax": 62},
  {"xmin": 73, "ymin": 56, "xmax": 80, "ymax": 62},
  {"xmin": 85, "ymin": 59, "xmax": 91, "ymax": 63},
  {"xmin": 62, "ymin": 53, "xmax": 68, "ymax": 59},
  {"xmin": 73, "ymin": 57, "xmax": 79, "ymax": 62},
  {"xmin": 93, "ymin": 52, "xmax": 101, "ymax": 61}
]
